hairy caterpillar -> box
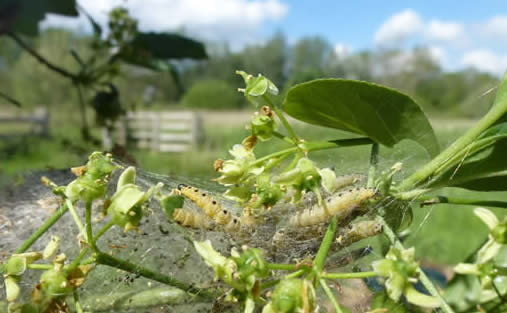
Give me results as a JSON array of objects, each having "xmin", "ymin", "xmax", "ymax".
[
  {"xmin": 289, "ymin": 187, "xmax": 377, "ymax": 227},
  {"xmin": 178, "ymin": 184, "xmax": 241, "ymax": 231},
  {"xmin": 173, "ymin": 209, "xmax": 212, "ymax": 229},
  {"xmin": 335, "ymin": 220, "xmax": 383, "ymax": 247}
]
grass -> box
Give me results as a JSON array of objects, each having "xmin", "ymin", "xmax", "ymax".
[{"xmin": 0, "ymin": 112, "xmax": 505, "ymax": 265}]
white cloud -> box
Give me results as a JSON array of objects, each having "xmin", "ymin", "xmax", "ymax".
[
  {"xmin": 334, "ymin": 43, "xmax": 352, "ymax": 59},
  {"xmin": 42, "ymin": 0, "xmax": 289, "ymax": 47},
  {"xmin": 427, "ymin": 45, "xmax": 447, "ymax": 64},
  {"xmin": 482, "ymin": 16, "xmax": 507, "ymax": 39},
  {"xmin": 374, "ymin": 9, "xmax": 423, "ymax": 45},
  {"xmin": 426, "ymin": 20, "xmax": 464, "ymax": 42},
  {"xmin": 462, "ymin": 49, "xmax": 507, "ymax": 76}
]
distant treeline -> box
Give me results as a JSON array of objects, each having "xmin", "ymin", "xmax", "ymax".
[{"xmin": 0, "ymin": 29, "xmax": 499, "ymax": 117}]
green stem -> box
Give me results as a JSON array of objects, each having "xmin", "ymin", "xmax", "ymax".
[
  {"xmin": 313, "ymin": 216, "xmax": 338, "ymax": 274},
  {"xmin": 252, "ymin": 137, "xmax": 374, "ymax": 167},
  {"xmin": 85, "ymin": 202, "xmax": 96, "ymax": 251},
  {"xmin": 252, "ymin": 147, "xmax": 298, "ymax": 167},
  {"xmin": 15, "ymin": 202, "xmax": 68, "ymax": 253},
  {"xmin": 96, "ymin": 252, "xmax": 214, "ymax": 298},
  {"xmin": 92, "ymin": 220, "xmax": 115, "ymax": 246},
  {"xmin": 367, "ymin": 143, "xmax": 379, "ymax": 188},
  {"xmin": 322, "ymin": 271, "xmax": 377, "ymax": 280},
  {"xmin": 27, "ymin": 264, "xmax": 53, "ymax": 270},
  {"xmin": 266, "ymin": 263, "xmax": 298, "ymax": 271},
  {"xmin": 319, "ymin": 278, "xmax": 344, "ymax": 313},
  {"xmin": 66, "ymin": 247, "xmax": 90, "ymax": 275},
  {"xmin": 67, "ymin": 199, "xmax": 87, "ymax": 241},
  {"xmin": 398, "ymin": 101, "xmax": 507, "ymax": 191},
  {"xmin": 375, "ymin": 215, "xmax": 455, "ymax": 313},
  {"xmin": 269, "ymin": 101, "xmax": 300, "ymax": 144},
  {"xmin": 418, "ymin": 195, "xmax": 507, "ymax": 209},
  {"xmin": 286, "ymin": 269, "xmax": 305, "ymax": 279},
  {"xmin": 73, "ymin": 290, "xmax": 84, "ymax": 313},
  {"xmin": 394, "ymin": 189, "xmax": 431, "ymax": 201},
  {"xmin": 273, "ymin": 131, "xmax": 295, "ymax": 145},
  {"xmin": 260, "ymin": 279, "xmax": 280, "ymax": 289}
]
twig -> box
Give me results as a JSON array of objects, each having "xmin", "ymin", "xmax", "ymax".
[{"xmin": 7, "ymin": 32, "xmax": 78, "ymax": 81}]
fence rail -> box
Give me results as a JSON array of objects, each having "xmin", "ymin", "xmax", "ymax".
[
  {"xmin": 103, "ymin": 110, "xmax": 202, "ymax": 152},
  {"xmin": 0, "ymin": 107, "xmax": 49, "ymax": 138}
]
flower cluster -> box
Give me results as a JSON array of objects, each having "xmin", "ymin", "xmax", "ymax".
[{"xmin": 373, "ymin": 247, "xmax": 440, "ymax": 308}]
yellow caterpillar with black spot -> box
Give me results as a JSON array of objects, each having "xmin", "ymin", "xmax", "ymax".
[
  {"xmin": 173, "ymin": 209, "xmax": 212, "ymax": 229},
  {"xmin": 336, "ymin": 220, "xmax": 383, "ymax": 247},
  {"xmin": 177, "ymin": 184, "xmax": 241, "ymax": 231},
  {"xmin": 289, "ymin": 187, "xmax": 377, "ymax": 227}
]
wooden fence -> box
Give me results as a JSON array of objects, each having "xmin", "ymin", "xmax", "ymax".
[
  {"xmin": 0, "ymin": 107, "xmax": 49, "ymax": 138},
  {"xmin": 102, "ymin": 110, "xmax": 202, "ymax": 152}
]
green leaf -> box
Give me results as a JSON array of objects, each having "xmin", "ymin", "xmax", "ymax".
[
  {"xmin": 160, "ymin": 195, "xmax": 185, "ymax": 219},
  {"xmin": 128, "ymin": 32, "xmax": 207, "ymax": 61},
  {"xmin": 0, "ymin": 0, "xmax": 78, "ymax": 36},
  {"xmin": 283, "ymin": 79, "xmax": 439, "ymax": 157},
  {"xmin": 430, "ymin": 123, "xmax": 507, "ymax": 191}
]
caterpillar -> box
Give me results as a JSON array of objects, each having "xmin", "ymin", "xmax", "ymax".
[
  {"xmin": 177, "ymin": 184, "xmax": 241, "ymax": 231},
  {"xmin": 289, "ymin": 187, "xmax": 377, "ymax": 227},
  {"xmin": 334, "ymin": 174, "xmax": 363, "ymax": 191},
  {"xmin": 173, "ymin": 209, "xmax": 212, "ymax": 229},
  {"xmin": 335, "ymin": 220, "xmax": 383, "ymax": 247}
]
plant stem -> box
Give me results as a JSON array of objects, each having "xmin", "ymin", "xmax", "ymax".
[
  {"xmin": 92, "ymin": 220, "xmax": 115, "ymax": 246},
  {"xmin": 268, "ymin": 98, "xmax": 300, "ymax": 144},
  {"xmin": 27, "ymin": 264, "xmax": 53, "ymax": 270},
  {"xmin": 73, "ymin": 290, "xmax": 84, "ymax": 313},
  {"xmin": 319, "ymin": 278, "xmax": 344, "ymax": 313},
  {"xmin": 96, "ymin": 252, "xmax": 214, "ymax": 298},
  {"xmin": 313, "ymin": 216, "xmax": 338, "ymax": 274},
  {"xmin": 85, "ymin": 202, "xmax": 95, "ymax": 251},
  {"xmin": 286, "ymin": 269, "xmax": 305, "ymax": 279},
  {"xmin": 398, "ymin": 101, "xmax": 507, "ymax": 191},
  {"xmin": 75, "ymin": 83, "xmax": 91, "ymax": 140},
  {"xmin": 367, "ymin": 143, "xmax": 379, "ymax": 188},
  {"xmin": 418, "ymin": 195, "xmax": 507, "ymax": 209},
  {"xmin": 15, "ymin": 202, "xmax": 69, "ymax": 253},
  {"xmin": 66, "ymin": 199, "xmax": 87, "ymax": 241},
  {"xmin": 375, "ymin": 215, "xmax": 455, "ymax": 313},
  {"xmin": 321, "ymin": 271, "xmax": 377, "ymax": 280},
  {"xmin": 66, "ymin": 247, "xmax": 90, "ymax": 275},
  {"xmin": 266, "ymin": 263, "xmax": 298, "ymax": 271},
  {"xmin": 260, "ymin": 279, "xmax": 280, "ymax": 289},
  {"xmin": 252, "ymin": 137, "xmax": 374, "ymax": 167},
  {"xmin": 7, "ymin": 32, "xmax": 78, "ymax": 80},
  {"xmin": 273, "ymin": 131, "xmax": 295, "ymax": 145}
]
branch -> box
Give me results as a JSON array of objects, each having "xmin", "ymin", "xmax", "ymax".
[{"xmin": 7, "ymin": 31, "xmax": 78, "ymax": 81}]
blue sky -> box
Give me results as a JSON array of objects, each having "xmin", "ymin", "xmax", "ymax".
[{"xmin": 43, "ymin": 0, "xmax": 507, "ymax": 75}]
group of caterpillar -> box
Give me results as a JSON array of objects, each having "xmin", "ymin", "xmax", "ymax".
[
  {"xmin": 173, "ymin": 184, "xmax": 241, "ymax": 231},
  {"xmin": 289, "ymin": 187, "xmax": 377, "ymax": 227}
]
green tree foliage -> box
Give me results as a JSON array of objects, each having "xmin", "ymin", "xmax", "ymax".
[{"xmin": 182, "ymin": 79, "xmax": 244, "ymax": 109}]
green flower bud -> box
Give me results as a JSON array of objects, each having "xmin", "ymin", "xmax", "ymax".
[
  {"xmin": 249, "ymin": 174, "xmax": 282, "ymax": 209},
  {"xmin": 215, "ymin": 144, "xmax": 264, "ymax": 186},
  {"xmin": 65, "ymin": 177, "xmax": 107, "ymax": 203},
  {"xmin": 108, "ymin": 183, "xmax": 160, "ymax": 232},
  {"xmin": 117, "ymin": 166, "xmax": 137, "ymax": 190},
  {"xmin": 85, "ymin": 152, "xmax": 118, "ymax": 180},
  {"xmin": 40, "ymin": 269, "xmax": 73, "ymax": 296},
  {"xmin": 236, "ymin": 70, "xmax": 278, "ymax": 107},
  {"xmin": 5, "ymin": 276, "xmax": 20, "ymax": 302},
  {"xmin": 5, "ymin": 256, "xmax": 27, "ymax": 276},
  {"xmin": 193, "ymin": 240, "xmax": 236, "ymax": 285},
  {"xmin": 251, "ymin": 115, "xmax": 275, "ymax": 141},
  {"xmin": 231, "ymin": 247, "xmax": 269, "ymax": 288},
  {"xmin": 43, "ymin": 236, "xmax": 60, "ymax": 260},
  {"xmin": 491, "ymin": 220, "xmax": 507, "ymax": 244},
  {"xmin": 271, "ymin": 279, "xmax": 315, "ymax": 313}
]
